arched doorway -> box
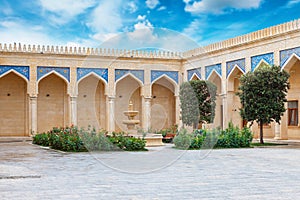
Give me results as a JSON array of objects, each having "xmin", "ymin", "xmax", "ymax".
[
  {"xmin": 227, "ymin": 67, "xmax": 243, "ymax": 129},
  {"xmin": 77, "ymin": 74, "xmax": 106, "ymax": 130},
  {"xmin": 115, "ymin": 75, "xmax": 142, "ymax": 132},
  {"xmin": 0, "ymin": 72, "xmax": 28, "ymax": 136},
  {"xmin": 151, "ymin": 76, "xmax": 176, "ymax": 130},
  {"xmin": 37, "ymin": 73, "xmax": 69, "ymax": 133},
  {"xmin": 282, "ymin": 55, "xmax": 300, "ymax": 139},
  {"xmin": 208, "ymin": 71, "xmax": 223, "ymax": 129}
]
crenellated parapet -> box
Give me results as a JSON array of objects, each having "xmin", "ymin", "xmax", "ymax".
[
  {"xmin": 184, "ymin": 19, "xmax": 300, "ymax": 58},
  {"xmin": 0, "ymin": 43, "xmax": 183, "ymax": 60}
]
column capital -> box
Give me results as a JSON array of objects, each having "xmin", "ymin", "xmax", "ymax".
[
  {"xmin": 70, "ymin": 96, "xmax": 77, "ymax": 101},
  {"xmin": 108, "ymin": 96, "xmax": 116, "ymax": 100}
]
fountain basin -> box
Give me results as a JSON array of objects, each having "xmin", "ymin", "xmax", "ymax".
[{"xmin": 123, "ymin": 111, "xmax": 139, "ymax": 120}]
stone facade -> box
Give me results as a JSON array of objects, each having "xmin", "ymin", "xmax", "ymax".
[{"xmin": 1, "ymin": 19, "xmax": 300, "ymax": 139}]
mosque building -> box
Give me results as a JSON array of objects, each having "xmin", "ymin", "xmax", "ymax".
[{"xmin": 1, "ymin": 19, "xmax": 300, "ymax": 140}]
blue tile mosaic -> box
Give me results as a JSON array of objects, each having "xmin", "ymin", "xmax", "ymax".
[
  {"xmin": 37, "ymin": 66, "xmax": 70, "ymax": 82},
  {"xmin": 151, "ymin": 70, "xmax": 178, "ymax": 84},
  {"xmin": 251, "ymin": 53, "xmax": 274, "ymax": 71},
  {"xmin": 187, "ymin": 68, "xmax": 201, "ymax": 80},
  {"xmin": 0, "ymin": 65, "xmax": 29, "ymax": 80},
  {"xmin": 226, "ymin": 58, "xmax": 245, "ymax": 77},
  {"xmin": 205, "ymin": 64, "xmax": 222, "ymax": 79},
  {"xmin": 280, "ymin": 46, "xmax": 300, "ymax": 67},
  {"xmin": 115, "ymin": 69, "xmax": 144, "ymax": 83},
  {"xmin": 77, "ymin": 68, "xmax": 108, "ymax": 82}
]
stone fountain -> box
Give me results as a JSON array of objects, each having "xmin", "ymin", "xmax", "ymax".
[
  {"xmin": 122, "ymin": 101, "xmax": 163, "ymax": 147},
  {"xmin": 123, "ymin": 101, "xmax": 140, "ymax": 134}
]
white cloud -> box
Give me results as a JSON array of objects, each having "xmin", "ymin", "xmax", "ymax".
[
  {"xmin": 184, "ymin": 0, "xmax": 263, "ymax": 14},
  {"xmin": 157, "ymin": 6, "xmax": 166, "ymax": 11},
  {"xmin": 126, "ymin": 1, "xmax": 138, "ymax": 13},
  {"xmin": 182, "ymin": 19, "xmax": 204, "ymax": 43},
  {"xmin": 38, "ymin": 0, "xmax": 96, "ymax": 24},
  {"xmin": 146, "ymin": 0, "xmax": 160, "ymax": 9},
  {"xmin": 87, "ymin": 0, "xmax": 123, "ymax": 43},
  {"xmin": 0, "ymin": 20, "xmax": 59, "ymax": 45},
  {"xmin": 286, "ymin": 0, "xmax": 300, "ymax": 7},
  {"xmin": 137, "ymin": 15, "xmax": 147, "ymax": 21}
]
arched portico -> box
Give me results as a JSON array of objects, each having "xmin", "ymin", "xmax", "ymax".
[
  {"xmin": 227, "ymin": 66, "xmax": 244, "ymax": 129},
  {"xmin": 77, "ymin": 74, "xmax": 107, "ymax": 130},
  {"xmin": 281, "ymin": 54, "xmax": 300, "ymax": 139},
  {"xmin": 151, "ymin": 76, "xmax": 176, "ymax": 130},
  {"xmin": 208, "ymin": 71, "xmax": 223, "ymax": 129},
  {"xmin": 115, "ymin": 74, "xmax": 143, "ymax": 132},
  {"xmin": 0, "ymin": 72, "xmax": 28, "ymax": 136},
  {"xmin": 37, "ymin": 73, "xmax": 69, "ymax": 133}
]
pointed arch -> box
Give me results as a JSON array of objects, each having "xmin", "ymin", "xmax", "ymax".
[
  {"xmin": 190, "ymin": 73, "xmax": 201, "ymax": 80},
  {"xmin": 77, "ymin": 74, "xmax": 107, "ymax": 130},
  {"xmin": 76, "ymin": 72, "xmax": 108, "ymax": 95},
  {"xmin": 207, "ymin": 69, "xmax": 222, "ymax": 81},
  {"xmin": 0, "ymin": 69, "xmax": 29, "ymax": 83},
  {"xmin": 253, "ymin": 59, "xmax": 270, "ymax": 71},
  {"xmin": 282, "ymin": 53, "xmax": 300, "ymax": 72},
  {"xmin": 37, "ymin": 71, "xmax": 69, "ymax": 95},
  {"xmin": 227, "ymin": 66, "xmax": 244, "ymax": 92},
  {"xmin": 115, "ymin": 74, "xmax": 143, "ymax": 132},
  {"xmin": 0, "ymin": 72, "xmax": 28, "ymax": 136},
  {"xmin": 208, "ymin": 70, "xmax": 223, "ymax": 129},
  {"xmin": 227, "ymin": 64, "xmax": 245, "ymax": 80},
  {"xmin": 151, "ymin": 75, "xmax": 176, "ymax": 130},
  {"xmin": 37, "ymin": 73, "xmax": 69, "ymax": 133},
  {"xmin": 151, "ymin": 74, "xmax": 178, "ymax": 96}
]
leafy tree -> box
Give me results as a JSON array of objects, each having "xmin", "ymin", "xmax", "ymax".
[
  {"xmin": 237, "ymin": 65, "xmax": 289, "ymax": 144},
  {"xmin": 180, "ymin": 80, "xmax": 217, "ymax": 129}
]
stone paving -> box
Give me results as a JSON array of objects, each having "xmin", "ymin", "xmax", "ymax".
[{"xmin": 1, "ymin": 142, "xmax": 300, "ymax": 199}]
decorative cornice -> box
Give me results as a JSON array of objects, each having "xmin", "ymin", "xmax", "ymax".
[
  {"xmin": 184, "ymin": 19, "xmax": 300, "ymax": 58},
  {"xmin": 0, "ymin": 43, "xmax": 182, "ymax": 60}
]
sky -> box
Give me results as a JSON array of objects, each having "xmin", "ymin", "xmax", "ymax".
[{"xmin": 0, "ymin": 0, "xmax": 300, "ymax": 52}]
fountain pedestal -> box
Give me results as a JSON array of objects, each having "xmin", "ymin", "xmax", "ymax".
[{"xmin": 122, "ymin": 101, "xmax": 163, "ymax": 146}]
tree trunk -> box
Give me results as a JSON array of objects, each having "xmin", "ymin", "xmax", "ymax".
[
  {"xmin": 193, "ymin": 122, "xmax": 197, "ymax": 130},
  {"xmin": 260, "ymin": 120, "xmax": 264, "ymax": 144}
]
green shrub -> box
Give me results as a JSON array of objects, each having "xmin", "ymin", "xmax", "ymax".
[
  {"xmin": 32, "ymin": 133, "xmax": 49, "ymax": 146},
  {"xmin": 80, "ymin": 127, "xmax": 114, "ymax": 151},
  {"xmin": 215, "ymin": 122, "xmax": 253, "ymax": 148},
  {"xmin": 108, "ymin": 132, "xmax": 147, "ymax": 151},
  {"xmin": 33, "ymin": 127, "xmax": 147, "ymax": 152},
  {"xmin": 173, "ymin": 122, "xmax": 253, "ymax": 150},
  {"xmin": 173, "ymin": 129, "xmax": 191, "ymax": 149}
]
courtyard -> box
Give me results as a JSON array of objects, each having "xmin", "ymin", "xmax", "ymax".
[{"xmin": 1, "ymin": 141, "xmax": 300, "ymax": 199}]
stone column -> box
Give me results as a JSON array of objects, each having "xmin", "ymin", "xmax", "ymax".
[
  {"xmin": 30, "ymin": 96, "xmax": 37, "ymax": 135},
  {"xmin": 220, "ymin": 93, "xmax": 227, "ymax": 130},
  {"xmin": 274, "ymin": 122, "xmax": 281, "ymax": 139},
  {"xmin": 142, "ymin": 97, "xmax": 151, "ymax": 131},
  {"xmin": 107, "ymin": 96, "xmax": 115, "ymax": 132},
  {"xmin": 70, "ymin": 96, "xmax": 77, "ymax": 126}
]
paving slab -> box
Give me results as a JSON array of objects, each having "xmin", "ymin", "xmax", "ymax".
[{"xmin": 0, "ymin": 142, "xmax": 300, "ymax": 199}]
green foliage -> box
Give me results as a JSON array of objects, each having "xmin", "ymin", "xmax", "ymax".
[
  {"xmin": 180, "ymin": 80, "xmax": 217, "ymax": 128},
  {"xmin": 237, "ymin": 65, "xmax": 289, "ymax": 143},
  {"xmin": 32, "ymin": 133, "xmax": 49, "ymax": 146},
  {"xmin": 33, "ymin": 126, "xmax": 147, "ymax": 152},
  {"xmin": 216, "ymin": 122, "xmax": 253, "ymax": 148},
  {"xmin": 173, "ymin": 122, "xmax": 253, "ymax": 149},
  {"xmin": 173, "ymin": 129, "xmax": 192, "ymax": 149},
  {"xmin": 108, "ymin": 132, "xmax": 147, "ymax": 151}
]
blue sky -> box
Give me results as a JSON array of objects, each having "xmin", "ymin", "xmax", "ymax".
[{"xmin": 0, "ymin": 0, "xmax": 300, "ymax": 51}]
